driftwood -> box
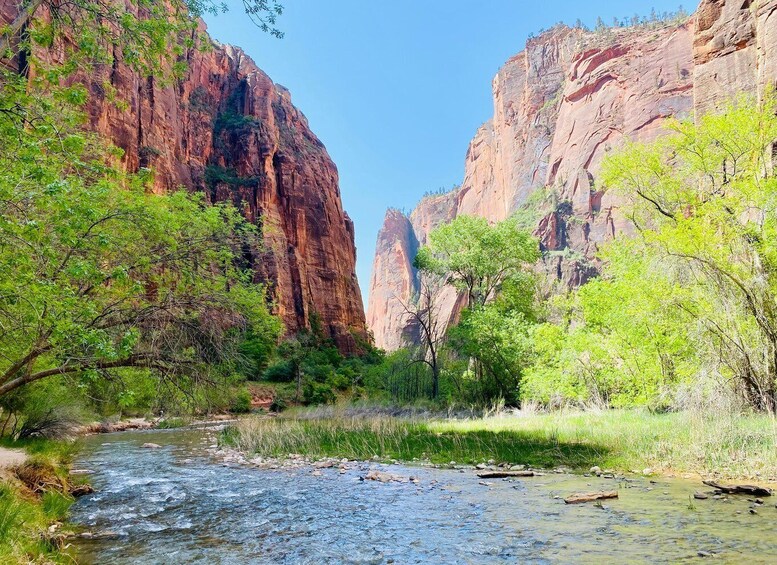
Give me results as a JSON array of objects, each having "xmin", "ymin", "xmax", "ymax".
[
  {"xmin": 702, "ymin": 480, "xmax": 772, "ymax": 497},
  {"xmin": 476, "ymin": 470, "xmax": 535, "ymax": 479},
  {"xmin": 564, "ymin": 490, "xmax": 619, "ymax": 504}
]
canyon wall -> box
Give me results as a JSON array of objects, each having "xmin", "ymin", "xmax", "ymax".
[
  {"xmin": 368, "ymin": 0, "xmax": 777, "ymax": 350},
  {"xmin": 1, "ymin": 6, "xmax": 366, "ymax": 351}
]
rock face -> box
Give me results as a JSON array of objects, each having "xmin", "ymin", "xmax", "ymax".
[
  {"xmin": 693, "ymin": 0, "xmax": 777, "ymax": 113},
  {"xmin": 1, "ymin": 7, "xmax": 366, "ymax": 351},
  {"xmin": 368, "ymin": 0, "xmax": 777, "ymax": 351}
]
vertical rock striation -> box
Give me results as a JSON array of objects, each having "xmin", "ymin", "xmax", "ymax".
[
  {"xmin": 693, "ymin": 0, "xmax": 777, "ymax": 113},
  {"xmin": 368, "ymin": 0, "xmax": 777, "ymax": 351},
  {"xmin": 0, "ymin": 6, "xmax": 366, "ymax": 351}
]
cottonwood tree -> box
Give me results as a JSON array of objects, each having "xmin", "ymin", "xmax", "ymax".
[
  {"xmin": 414, "ymin": 215, "xmax": 539, "ymax": 309},
  {"xmin": 414, "ymin": 215, "xmax": 540, "ymax": 404},
  {"xmin": 596, "ymin": 95, "xmax": 777, "ymax": 411}
]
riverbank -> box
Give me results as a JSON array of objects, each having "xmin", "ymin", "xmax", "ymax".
[
  {"xmin": 0, "ymin": 438, "xmax": 84, "ymax": 563},
  {"xmin": 223, "ymin": 408, "xmax": 777, "ymax": 482}
]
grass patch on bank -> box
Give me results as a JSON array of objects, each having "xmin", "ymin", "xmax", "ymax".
[
  {"xmin": 0, "ymin": 438, "xmax": 79, "ymax": 564},
  {"xmin": 224, "ymin": 408, "xmax": 777, "ymax": 480}
]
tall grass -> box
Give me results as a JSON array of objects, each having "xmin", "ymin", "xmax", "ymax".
[
  {"xmin": 0, "ymin": 484, "xmax": 24, "ymax": 543},
  {"xmin": 0, "ymin": 438, "xmax": 79, "ymax": 563},
  {"xmin": 226, "ymin": 408, "xmax": 777, "ymax": 480}
]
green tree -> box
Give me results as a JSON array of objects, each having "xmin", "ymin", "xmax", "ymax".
[
  {"xmin": 416, "ymin": 216, "xmax": 540, "ymax": 405},
  {"xmin": 542, "ymin": 94, "xmax": 777, "ymax": 411},
  {"xmin": 415, "ymin": 215, "xmax": 539, "ymax": 308},
  {"xmin": 1, "ymin": 0, "xmax": 284, "ymax": 76},
  {"xmin": 0, "ymin": 78, "xmax": 280, "ymax": 401}
]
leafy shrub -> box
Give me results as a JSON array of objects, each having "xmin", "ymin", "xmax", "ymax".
[
  {"xmin": 270, "ymin": 396, "xmax": 288, "ymax": 412},
  {"xmin": 264, "ymin": 360, "xmax": 295, "ymax": 383},
  {"xmin": 303, "ymin": 382, "xmax": 336, "ymax": 406},
  {"xmin": 230, "ymin": 388, "xmax": 253, "ymax": 414}
]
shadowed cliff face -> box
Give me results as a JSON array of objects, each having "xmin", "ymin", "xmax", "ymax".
[
  {"xmin": 0, "ymin": 7, "xmax": 366, "ymax": 352},
  {"xmin": 368, "ymin": 0, "xmax": 777, "ymax": 351}
]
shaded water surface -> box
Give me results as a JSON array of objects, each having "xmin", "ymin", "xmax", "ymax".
[{"xmin": 70, "ymin": 427, "xmax": 777, "ymax": 564}]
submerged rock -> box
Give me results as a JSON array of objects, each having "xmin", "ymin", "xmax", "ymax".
[{"xmin": 363, "ymin": 470, "xmax": 409, "ymax": 483}]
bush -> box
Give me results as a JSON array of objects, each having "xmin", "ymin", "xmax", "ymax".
[
  {"xmin": 303, "ymin": 382, "xmax": 336, "ymax": 406},
  {"xmin": 270, "ymin": 396, "xmax": 288, "ymax": 413},
  {"xmin": 230, "ymin": 388, "xmax": 252, "ymax": 414},
  {"xmin": 264, "ymin": 360, "xmax": 295, "ymax": 383},
  {"xmin": 1, "ymin": 379, "xmax": 86, "ymax": 440}
]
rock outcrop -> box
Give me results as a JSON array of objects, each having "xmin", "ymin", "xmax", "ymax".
[
  {"xmin": 693, "ymin": 0, "xmax": 777, "ymax": 113},
  {"xmin": 1, "ymin": 6, "xmax": 366, "ymax": 350},
  {"xmin": 368, "ymin": 0, "xmax": 777, "ymax": 350}
]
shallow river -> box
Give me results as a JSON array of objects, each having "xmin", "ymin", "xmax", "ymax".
[{"xmin": 69, "ymin": 426, "xmax": 777, "ymax": 564}]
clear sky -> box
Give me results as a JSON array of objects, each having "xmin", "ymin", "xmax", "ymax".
[{"xmin": 203, "ymin": 0, "xmax": 691, "ymax": 309}]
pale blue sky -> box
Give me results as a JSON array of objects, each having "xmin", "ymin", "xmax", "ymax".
[{"xmin": 203, "ymin": 0, "xmax": 690, "ymax": 308}]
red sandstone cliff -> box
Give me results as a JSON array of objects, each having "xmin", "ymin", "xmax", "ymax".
[
  {"xmin": 368, "ymin": 0, "xmax": 777, "ymax": 350},
  {"xmin": 0, "ymin": 7, "xmax": 366, "ymax": 351}
]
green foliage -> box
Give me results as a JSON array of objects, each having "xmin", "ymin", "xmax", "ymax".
[
  {"xmin": 214, "ymin": 111, "xmax": 259, "ymax": 135},
  {"xmin": 230, "ymin": 387, "xmax": 253, "ymax": 414},
  {"xmin": 303, "ymin": 382, "xmax": 336, "ymax": 405},
  {"xmin": 41, "ymin": 491, "xmax": 73, "ymax": 521},
  {"xmin": 449, "ymin": 303, "xmax": 534, "ymax": 406},
  {"xmin": 1, "ymin": 379, "xmax": 87, "ymax": 440},
  {"xmin": 415, "ymin": 215, "xmax": 539, "ymax": 307},
  {"xmin": 414, "ymin": 215, "xmax": 541, "ymax": 406},
  {"xmin": 524, "ymin": 94, "xmax": 777, "ymax": 412},
  {"xmin": 259, "ymin": 321, "xmax": 385, "ymax": 407},
  {"xmin": 0, "ymin": 70, "xmax": 281, "ymax": 412},
  {"xmin": 264, "ymin": 360, "xmax": 296, "ymax": 383},
  {"xmin": 204, "ymin": 165, "xmax": 261, "ymax": 189},
  {"xmin": 1, "ymin": 0, "xmax": 284, "ymax": 82}
]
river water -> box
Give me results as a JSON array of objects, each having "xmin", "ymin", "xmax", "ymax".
[{"xmin": 69, "ymin": 426, "xmax": 777, "ymax": 564}]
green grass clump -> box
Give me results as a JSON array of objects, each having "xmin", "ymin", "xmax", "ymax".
[
  {"xmin": 0, "ymin": 437, "xmax": 80, "ymax": 563},
  {"xmin": 225, "ymin": 408, "xmax": 777, "ymax": 480}
]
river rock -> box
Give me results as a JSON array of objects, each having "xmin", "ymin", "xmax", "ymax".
[
  {"xmin": 70, "ymin": 484, "xmax": 95, "ymax": 497},
  {"xmin": 693, "ymin": 492, "xmax": 709, "ymax": 500},
  {"xmin": 589, "ymin": 466, "xmax": 602, "ymax": 476},
  {"xmin": 314, "ymin": 460, "xmax": 336, "ymax": 469},
  {"xmin": 141, "ymin": 443, "xmax": 161, "ymax": 449},
  {"xmin": 363, "ymin": 470, "xmax": 408, "ymax": 483}
]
